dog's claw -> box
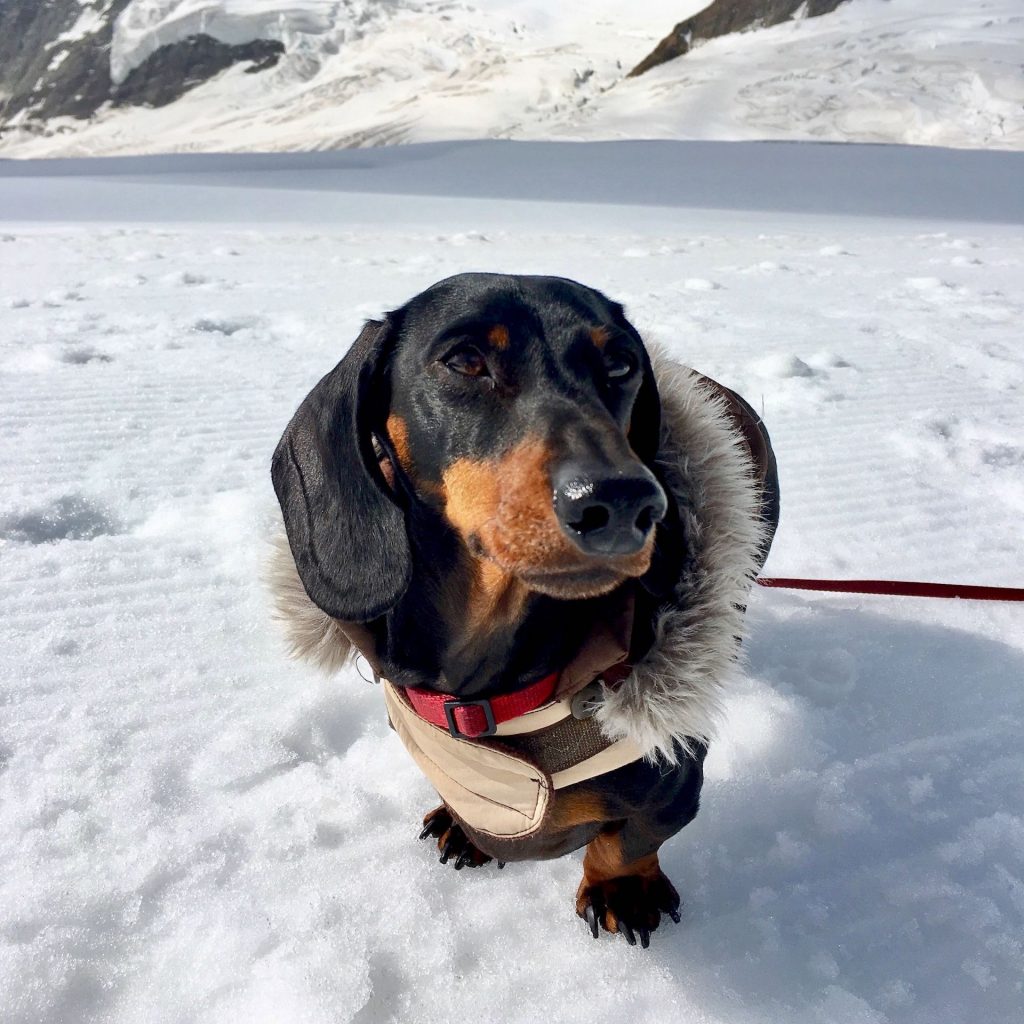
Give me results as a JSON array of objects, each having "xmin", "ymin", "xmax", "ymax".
[
  {"xmin": 422, "ymin": 807, "xmax": 493, "ymax": 870},
  {"xmin": 576, "ymin": 867, "xmax": 681, "ymax": 946},
  {"xmin": 420, "ymin": 806, "xmax": 452, "ymax": 842}
]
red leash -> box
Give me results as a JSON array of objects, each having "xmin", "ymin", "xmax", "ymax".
[{"xmin": 756, "ymin": 577, "xmax": 1024, "ymax": 602}]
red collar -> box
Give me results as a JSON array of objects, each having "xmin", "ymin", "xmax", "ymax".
[{"xmin": 403, "ymin": 671, "xmax": 560, "ymax": 739}]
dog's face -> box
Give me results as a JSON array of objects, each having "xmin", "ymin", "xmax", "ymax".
[{"xmin": 273, "ymin": 273, "xmax": 679, "ymax": 623}]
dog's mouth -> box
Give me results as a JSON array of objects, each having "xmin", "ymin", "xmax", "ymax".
[
  {"xmin": 473, "ymin": 531, "xmax": 654, "ymax": 600},
  {"xmin": 514, "ymin": 563, "xmax": 636, "ymax": 600}
]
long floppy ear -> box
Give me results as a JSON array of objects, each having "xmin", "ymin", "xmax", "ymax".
[{"xmin": 271, "ymin": 319, "xmax": 411, "ymax": 622}]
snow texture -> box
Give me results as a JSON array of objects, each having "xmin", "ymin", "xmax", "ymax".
[
  {"xmin": 2, "ymin": 0, "xmax": 1022, "ymax": 157},
  {"xmin": 1, "ymin": 141, "xmax": 1023, "ymax": 1023}
]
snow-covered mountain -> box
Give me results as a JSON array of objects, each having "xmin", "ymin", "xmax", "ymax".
[{"xmin": 1, "ymin": 0, "xmax": 1022, "ymax": 157}]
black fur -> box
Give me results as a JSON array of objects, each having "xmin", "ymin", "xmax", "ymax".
[
  {"xmin": 271, "ymin": 319, "xmax": 411, "ymax": 622},
  {"xmin": 273, "ymin": 273, "xmax": 685, "ymax": 695}
]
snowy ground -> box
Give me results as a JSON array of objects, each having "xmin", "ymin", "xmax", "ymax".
[
  {"xmin": 3, "ymin": 0, "xmax": 1023, "ymax": 157},
  {"xmin": 1, "ymin": 142, "xmax": 1023, "ymax": 1023}
]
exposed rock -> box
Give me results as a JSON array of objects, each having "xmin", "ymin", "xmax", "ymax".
[
  {"xmin": 628, "ymin": 0, "xmax": 849, "ymax": 78},
  {"xmin": 0, "ymin": 1, "xmax": 131, "ymax": 123},
  {"xmin": 0, "ymin": 1, "xmax": 284, "ymax": 132},
  {"xmin": 114, "ymin": 36, "xmax": 284, "ymax": 109}
]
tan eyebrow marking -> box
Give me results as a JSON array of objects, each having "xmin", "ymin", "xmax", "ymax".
[
  {"xmin": 590, "ymin": 326, "xmax": 610, "ymax": 349},
  {"xmin": 488, "ymin": 324, "xmax": 510, "ymax": 350}
]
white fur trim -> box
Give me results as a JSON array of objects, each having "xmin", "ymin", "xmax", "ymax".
[
  {"xmin": 594, "ymin": 349, "xmax": 769, "ymax": 762},
  {"xmin": 267, "ymin": 349, "xmax": 769, "ymax": 761},
  {"xmin": 265, "ymin": 532, "xmax": 354, "ymax": 673}
]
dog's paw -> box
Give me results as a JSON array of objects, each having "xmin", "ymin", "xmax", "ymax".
[
  {"xmin": 418, "ymin": 805, "xmax": 503, "ymax": 871},
  {"xmin": 575, "ymin": 870, "xmax": 681, "ymax": 948}
]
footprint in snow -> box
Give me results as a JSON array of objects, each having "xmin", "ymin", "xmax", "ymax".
[
  {"xmin": 906, "ymin": 276, "xmax": 953, "ymax": 291},
  {"xmin": 162, "ymin": 271, "xmax": 211, "ymax": 287},
  {"xmin": 61, "ymin": 346, "xmax": 113, "ymax": 365},
  {"xmin": 0, "ymin": 495, "xmax": 123, "ymax": 544},
  {"xmin": 191, "ymin": 316, "xmax": 259, "ymax": 336},
  {"xmin": 755, "ymin": 354, "xmax": 822, "ymax": 380}
]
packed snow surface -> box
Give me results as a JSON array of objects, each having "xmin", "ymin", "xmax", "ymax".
[
  {"xmin": 3, "ymin": 0, "xmax": 1022, "ymax": 156},
  {"xmin": 1, "ymin": 141, "xmax": 1023, "ymax": 1023}
]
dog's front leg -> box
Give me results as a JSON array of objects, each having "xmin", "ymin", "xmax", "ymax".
[
  {"xmin": 573, "ymin": 751, "xmax": 704, "ymax": 947},
  {"xmin": 575, "ymin": 827, "xmax": 681, "ymax": 948},
  {"xmin": 418, "ymin": 804, "xmax": 503, "ymax": 871}
]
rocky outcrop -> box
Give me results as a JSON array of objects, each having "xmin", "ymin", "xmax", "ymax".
[
  {"xmin": 628, "ymin": 0, "xmax": 849, "ymax": 77},
  {"xmin": 113, "ymin": 36, "xmax": 284, "ymax": 109},
  {"xmin": 0, "ymin": 1, "xmax": 131, "ymax": 123},
  {"xmin": 0, "ymin": 1, "xmax": 283, "ymax": 132}
]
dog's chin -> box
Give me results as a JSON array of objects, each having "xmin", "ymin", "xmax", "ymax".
[{"xmin": 517, "ymin": 566, "xmax": 630, "ymax": 600}]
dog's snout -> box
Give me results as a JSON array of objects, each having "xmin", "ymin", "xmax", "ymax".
[{"xmin": 553, "ymin": 463, "xmax": 667, "ymax": 556}]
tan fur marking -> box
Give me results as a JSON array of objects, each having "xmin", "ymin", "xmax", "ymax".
[
  {"xmin": 581, "ymin": 832, "xmax": 661, "ymax": 887},
  {"xmin": 576, "ymin": 832, "xmax": 663, "ymax": 933},
  {"xmin": 590, "ymin": 326, "xmax": 610, "ymax": 350},
  {"xmin": 385, "ymin": 414, "xmax": 414, "ymax": 474},
  {"xmin": 442, "ymin": 437, "xmax": 654, "ymax": 600},
  {"xmin": 463, "ymin": 558, "xmax": 530, "ymax": 637},
  {"xmin": 549, "ymin": 790, "xmax": 610, "ymax": 831},
  {"xmin": 488, "ymin": 324, "xmax": 511, "ymax": 350}
]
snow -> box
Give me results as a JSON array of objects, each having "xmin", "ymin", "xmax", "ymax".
[
  {"xmin": 47, "ymin": 3, "xmax": 113, "ymax": 51},
  {"xmin": 1, "ymin": 140, "xmax": 1024, "ymax": 1023},
  {"xmin": 3, "ymin": 0, "xmax": 1022, "ymax": 157}
]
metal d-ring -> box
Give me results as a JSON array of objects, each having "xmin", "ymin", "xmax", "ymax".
[
  {"xmin": 355, "ymin": 654, "xmax": 380, "ymax": 685},
  {"xmin": 570, "ymin": 680, "xmax": 605, "ymax": 720}
]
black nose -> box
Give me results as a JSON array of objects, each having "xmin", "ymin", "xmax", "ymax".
[{"xmin": 553, "ymin": 463, "xmax": 667, "ymax": 556}]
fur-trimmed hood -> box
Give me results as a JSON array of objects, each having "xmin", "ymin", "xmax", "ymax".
[{"xmin": 267, "ymin": 348, "xmax": 770, "ymax": 762}]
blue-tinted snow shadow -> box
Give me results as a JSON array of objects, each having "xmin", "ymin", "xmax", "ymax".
[
  {"xmin": 656, "ymin": 604, "xmax": 1024, "ymax": 1024},
  {"xmin": 3, "ymin": 141, "xmax": 1022, "ymax": 224}
]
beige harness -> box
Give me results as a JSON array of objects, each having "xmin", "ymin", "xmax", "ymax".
[
  {"xmin": 340, "ymin": 597, "xmax": 644, "ymax": 841},
  {"xmin": 383, "ymin": 681, "xmax": 644, "ymax": 839}
]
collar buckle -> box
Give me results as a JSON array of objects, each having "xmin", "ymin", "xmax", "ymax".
[{"xmin": 444, "ymin": 698, "xmax": 497, "ymax": 739}]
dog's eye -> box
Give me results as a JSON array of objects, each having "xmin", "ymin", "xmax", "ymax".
[
  {"xmin": 604, "ymin": 351, "xmax": 636, "ymax": 381},
  {"xmin": 443, "ymin": 345, "xmax": 490, "ymax": 379}
]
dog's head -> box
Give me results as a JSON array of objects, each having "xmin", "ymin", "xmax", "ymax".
[{"xmin": 272, "ymin": 273, "xmax": 683, "ymax": 623}]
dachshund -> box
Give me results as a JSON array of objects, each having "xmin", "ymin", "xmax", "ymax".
[{"xmin": 271, "ymin": 273, "xmax": 778, "ymax": 947}]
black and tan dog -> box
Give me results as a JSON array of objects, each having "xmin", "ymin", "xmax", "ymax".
[{"xmin": 270, "ymin": 273, "xmax": 778, "ymax": 947}]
